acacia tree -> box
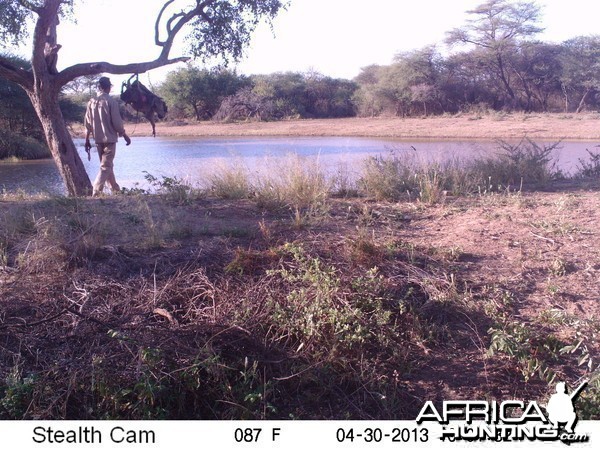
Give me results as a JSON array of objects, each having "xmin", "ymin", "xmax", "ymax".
[
  {"xmin": 0, "ymin": 0, "xmax": 286, "ymax": 196},
  {"xmin": 559, "ymin": 36, "xmax": 600, "ymax": 113},
  {"xmin": 446, "ymin": 0, "xmax": 543, "ymax": 109}
]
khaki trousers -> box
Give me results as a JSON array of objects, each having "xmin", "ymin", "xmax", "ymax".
[{"xmin": 93, "ymin": 143, "xmax": 120, "ymax": 196}]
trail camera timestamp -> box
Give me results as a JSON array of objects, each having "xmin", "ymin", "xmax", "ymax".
[{"xmin": 336, "ymin": 427, "xmax": 429, "ymax": 444}]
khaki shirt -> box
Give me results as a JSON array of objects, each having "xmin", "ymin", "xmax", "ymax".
[{"xmin": 84, "ymin": 92, "xmax": 126, "ymax": 144}]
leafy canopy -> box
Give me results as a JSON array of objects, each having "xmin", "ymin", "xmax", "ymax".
[
  {"xmin": 185, "ymin": 0, "xmax": 286, "ymax": 63},
  {"xmin": 0, "ymin": 0, "xmax": 287, "ymax": 66}
]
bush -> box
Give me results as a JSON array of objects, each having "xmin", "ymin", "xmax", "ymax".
[
  {"xmin": 254, "ymin": 155, "xmax": 330, "ymax": 212},
  {"xmin": 209, "ymin": 162, "xmax": 252, "ymax": 199},
  {"xmin": 359, "ymin": 151, "xmax": 421, "ymax": 201},
  {"xmin": 472, "ymin": 139, "xmax": 562, "ymax": 188},
  {"xmin": 359, "ymin": 140, "xmax": 563, "ymax": 202},
  {"xmin": 0, "ymin": 129, "xmax": 50, "ymax": 160},
  {"xmin": 575, "ymin": 149, "xmax": 600, "ymax": 178},
  {"xmin": 207, "ymin": 154, "xmax": 331, "ymax": 214}
]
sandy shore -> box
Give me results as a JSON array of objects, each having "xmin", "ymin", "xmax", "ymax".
[{"xmin": 122, "ymin": 113, "xmax": 600, "ymax": 140}]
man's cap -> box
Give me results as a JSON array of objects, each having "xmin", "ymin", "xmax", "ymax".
[{"xmin": 98, "ymin": 76, "xmax": 112, "ymax": 89}]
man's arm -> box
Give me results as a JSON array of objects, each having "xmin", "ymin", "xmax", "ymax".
[
  {"xmin": 109, "ymin": 98, "xmax": 131, "ymax": 145},
  {"xmin": 84, "ymin": 102, "xmax": 93, "ymax": 159}
]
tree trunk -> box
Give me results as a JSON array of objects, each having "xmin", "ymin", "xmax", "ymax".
[
  {"xmin": 496, "ymin": 54, "xmax": 517, "ymax": 108},
  {"xmin": 576, "ymin": 88, "xmax": 592, "ymax": 114},
  {"xmin": 561, "ymin": 83, "xmax": 569, "ymax": 113},
  {"xmin": 27, "ymin": 87, "xmax": 92, "ymax": 196}
]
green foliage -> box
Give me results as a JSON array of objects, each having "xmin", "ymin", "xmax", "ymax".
[
  {"xmin": 576, "ymin": 374, "xmax": 600, "ymax": 420},
  {"xmin": 473, "ymin": 139, "xmax": 562, "ymax": 187},
  {"xmin": 349, "ymin": 2, "xmax": 600, "ymax": 115},
  {"xmin": 160, "ymin": 66, "xmax": 250, "ymax": 120},
  {"xmin": 0, "ymin": 53, "xmax": 80, "ymax": 159},
  {"xmin": 559, "ymin": 36, "xmax": 600, "ymax": 112},
  {"xmin": 0, "ymin": 1, "xmax": 32, "ymax": 46},
  {"xmin": 185, "ymin": 0, "xmax": 288, "ymax": 64},
  {"xmin": 264, "ymin": 244, "xmax": 400, "ymax": 359},
  {"xmin": 87, "ymin": 349, "xmax": 276, "ymax": 419},
  {"xmin": 213, "ymin": 71, "xmax": 358, "ymax": 121},
  {"xmin": 360, "ymin": 152, "xmax": 421, "ymax": 201},
  {"xmin": 359, "ymin": 139, "xmax": 563, "ymax": 202},
  {"xmin": 0, "ymin": 129, "xmax": 50, "ymax": 160},
  {"xmin": 354, "ymin": 47, "xmax": 441, "ymax": 117},
  {"xmin": 0, "ymin": 55, "xmax": 39, "ymax": 136},
  {"xmin": 58, "ymin": 95, "xmax": 86, "ymax": 124},
  {"xmin": 142, "ymin": 172, "xmax": 200, "ymax": 205},
  {"xmin": 0, "ymin": 367, "xmax": 36, "ymax": 419},
  {"xmin": 488, "ymin": 321, "xmax": 559, "ymax": 383}
]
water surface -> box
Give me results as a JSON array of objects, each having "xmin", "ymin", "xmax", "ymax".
[{"xmin": 0, "ymin": 136, "xmax": 597, "ymax": 195}]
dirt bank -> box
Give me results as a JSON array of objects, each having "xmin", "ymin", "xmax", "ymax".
[{"xmin": 140, "ymin": 113, "xmax": 600, "ymax": 140}]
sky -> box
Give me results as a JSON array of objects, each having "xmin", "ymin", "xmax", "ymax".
[{"xmin": 7, "ymin": 0, "xmax": 600, "ymax": 85}]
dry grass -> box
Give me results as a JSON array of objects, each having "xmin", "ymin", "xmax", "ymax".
[
  {"xmin": 358, "ymin": 139, "xmax": 565, "ymax": 202},
  {"xmin": 0, "ymin": 194, "xmax": 465, "ymax": 419},
  {"xmin": 1, "ymin": 156, "xmax": 600, "ymax": 420},
  {"xmin": 207, "ymin": 154, "xmax": 331, "ymax": 224}
]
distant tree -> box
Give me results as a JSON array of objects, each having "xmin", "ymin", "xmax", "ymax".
[
  {"xmin": 352, "ymin": 65, "xmax": 386, "ymax": 117},
  {"xmin": 438, "ymin": 50, "xmax": 499, "ymax": 111},
  {"xmin": 0, "ymin": 54, "xmax": 38, "ymax": 136},
  {"xmin": 0, "ymin": 0, "xmax": 287, "ymax": 196},
  {"xmin": 160, "ymin": 65, "xmax": 249, "ymax": 120},
  {"xmin": 353, "ymin": 47, "xmax": 442, "ymax": 117},
  {"xmin": 394, "ymin": 46, "xmax": 442, "ymax": 115},
  {"xmin": 303, "ymin": 71, "xmax": 357, "ymax": 118},
  {"xmin": 446, "ymin": 0, "xmax": 543, "ymax": 109},
  {"xmin": 252, "ymin": 72, "xmax": 307, "ymax": 118},
  {"xmin": 559, "ymin": 35, "xmax": 600, "ymax": 113},
  {"xmin": 62, "ymin": 74, "xmax": 101, "ymax": 104},
  {"xmin": 0, "ymin": 53, "xmax": 81, "ymax": 150},
  {"xmin": 214, "ymin": 86, "xmax": 274, "ymax": 121},
  {"xmin": 510, "ymin": 41, "xmax": 562, "ymax": 111}
]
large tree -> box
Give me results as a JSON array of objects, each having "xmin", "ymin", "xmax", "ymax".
[
  {"xmin": 0, "ymin": 0, "xmax": 286, "ymax": 196},
  {"xmin": 559, "ymin": 35, "xmax": 600, "ymax": 113},
  {"xmin": 446, "ymin": 0, "xmax": 543, "ymax": 109}
]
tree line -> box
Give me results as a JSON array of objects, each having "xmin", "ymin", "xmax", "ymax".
[
  {"xmin": 158, "ymin": 0, "xmax": 600, "ymax": 120},
  {"xmin": 151, "ymin": 29, "xmax": 600, "ymax": 123},
  {"xmin": 353, "ymin": 35, "xmax": 600, "ymax": 117},
  {"xmin": 158, "ymin": 67, "xmax": 357, "ymax": 121}
]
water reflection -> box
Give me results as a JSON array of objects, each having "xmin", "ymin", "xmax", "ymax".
[{"xmin": 0, "ymin": 136, "xmax": 596, "ymax": 195}]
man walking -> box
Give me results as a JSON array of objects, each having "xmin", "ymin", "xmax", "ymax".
[{"xmin": 84, "ymin": 76, "xmax": 131, "ymax": 196}]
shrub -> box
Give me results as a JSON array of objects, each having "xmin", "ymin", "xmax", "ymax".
[
  {"xmin": 359, "ymin": 151, "xmax": 421, "ymax": 201},
  {"xmin": 575, "ymin": 149, "xmax": 600, "ymax": 178},
  {"xmin": 359, "ymin": 140, "xmax": 563, "ymax": 202},
  {"xmin": 472, "ymin": 139, "xmax": 562, "ymax": 188},
  {"xmin": 254, "ymin": 154, "xmax": 330, "ymax": 212},
  {"xmin": 0, "ymin": 130, "xmax": 50, "ymax": 160},
  {"xmin": 209, "ymin": 163, "xmax": 252, "ymax": 199}
]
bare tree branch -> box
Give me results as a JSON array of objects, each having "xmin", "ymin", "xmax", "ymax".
[
  {"xmin": 16, "ymin": 0, "xmax": 41, "ymax": 14},
  {"xmin": 154, "ymin": 0, "xmax": 217, "ymax": 58},
  {"xmin": 0, "ymin": 55, "xmax": 33, "ymax": 88},
  {"xmin": 155, "ymin": 0, "xmax": 177, "ymax": 46},
  {"xmin": 55, "ymin": 56, "xmax": 190, "ymax": 86}
]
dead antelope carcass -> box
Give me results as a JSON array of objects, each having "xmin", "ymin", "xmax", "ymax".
[{"xmin": 120, "ymin": 78, "xmax": 167, "ymax": 137}]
